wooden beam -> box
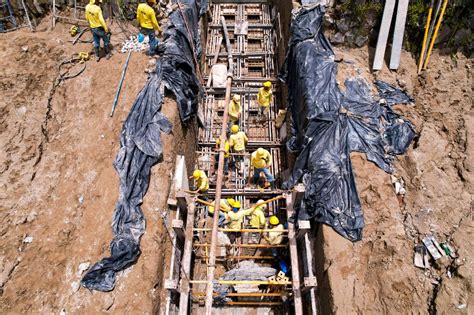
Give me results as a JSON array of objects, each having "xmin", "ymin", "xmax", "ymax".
[
  {"xmin": 178, "ymin": 202, "xmax": 195, "ymax": 315},
  {"xmin": 172, "ymin": 219, "xmax": 184, "ymax": 241},
  {"xmin": 373, "ymin": 0, "xmax": 396, "ymax": 70},
  {"xmin": 286, "ymin": 194, "xmax": 304, "ymax": 313}
]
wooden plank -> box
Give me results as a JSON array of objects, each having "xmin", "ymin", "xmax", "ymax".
[
  {"xmin": 178, "ymin": 202, "xmax": 195, "ymax": 315},
  {"xmin": 286, "ymin": 194, "xmax": 304, "ymax": 314},
  {"xmin": 372, "ymin": 0, "xmax": 396, "ymax": 70},
  {"xmin": 390, "ymin": 0, "xmax": 409, "ymax": 69}
]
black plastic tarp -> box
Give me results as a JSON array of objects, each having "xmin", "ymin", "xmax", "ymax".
[
  {"xmin": 82, "ymin": 0, "xmax": 204, "ymax": 291},
  {"xmin": 280, "ymin": 5, "xmax": 416, "ymax": 241}
]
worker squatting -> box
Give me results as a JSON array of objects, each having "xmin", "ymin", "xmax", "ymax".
[
  {"xmin": 189, "ymin": 81, "xmax": 284, "ymax": 252},
  {"xmin": 85, "ymin": 0, "xmax": 162, "ymax": 61}
]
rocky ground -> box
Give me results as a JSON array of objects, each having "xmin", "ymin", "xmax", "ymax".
[
  {"xmin": 316, "ymin": 47, "xmax": 472, "ymax": 314},
  {"xmin": 0, "ymin": 17, "xmax": 194, "ymax": 314}
]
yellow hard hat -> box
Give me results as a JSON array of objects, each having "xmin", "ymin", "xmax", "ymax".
[
  {"xmin": 269, "ymin": 216, "xmax": 279, "ymax": 225},
  {"xmin": 232, "ymin": 94, "xmax": 241, "ymax": 102},
  {"xmin": 256, "ymin": 148, "xmax": 265, "ymax": 157},
  {"xmin": 193, "ymin": 169, "xmax": 201, "ymax": 179},
  {"xmin": 263, "ymin": 81, "xmax": 272, "ymax": 88},
  {"xmin": 257, "ymin": 199, "xmax": 267, "ymax": 209},
  {"xmin": 227, "ymin": 198, "xmax": 241, "ymax": 209},
  {"xmin": 231, "ymin": 125, "xmax": 239, "ymax": 134},
  {"xmin": 148, "ymin": 0, "xmax": 157, "ymax": 3}
]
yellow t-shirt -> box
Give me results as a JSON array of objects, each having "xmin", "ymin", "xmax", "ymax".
[
  {"xmin": 85, "ymin": 3, "xmax": 108, "ymax": 31},
  {"xmin": 251, "ymin": 149, "xmax": 272, "ymax": 169},
  {"xmin": 137, "ymin": 3, "xmax": 161, "ymax": 31},
  {"xmin": 228, "ymin": 100, "xmax": 241, "ymax": 121},
  {"xmin": 226, "ymin": 208, "xmax": 253, "ymax": 230},
  {"xmin": 229, "ymin": 131, "xmax": 248, "ymax": 152},
  {"xmin": 216, "ymin": 138, "xmax": 230, "ymax": 158},
  {"xmin": 195, "ymin": 171, "xmax": 209, "ymax": 192},
  {"xmin": 249, "ymin": 206, "xmax": 266, "ymax": 229},
  {"xmin": 257, "ymin": 87, "xmax": 272, "ymax": 107}
]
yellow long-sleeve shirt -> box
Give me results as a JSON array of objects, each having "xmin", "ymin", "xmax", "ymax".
[
  {"xmin": 229, "ymin": 131, "xmax": 248, "ymax": 152},
  {"xmin": 228, "ymin": 100, "xmax": 241, "ymax": 121},
  {"xmin": 251, "ymin": 149, "xmax": 272, "ymax": 169},
  {"xmin": 194, "ymin": 170, "xmax": 209, "ymax": 192},
  {"xmin": 267, "ymin": 224, "xmax": 284, "ymax": 245},
  {"xmin": 85, "ymin": 3, "xmax": 108, "ymax": 32},
  {"xmin": 226, "ymin": 208, "xmax": 253, "ymax": 230},
  {"xmin": 257, "ymin": 87, "xmax": 272, "ymax": 108},
  {"xmin": 137, "ymin": 3, "xmax": 161, "ymax": 31},
  {"xmin": 208, "ymin": 199, "xmax": 231, "ymax": 215},
  {"xmin": 249, "ymin": 206, "xmax": 266, "ymax": 229}
]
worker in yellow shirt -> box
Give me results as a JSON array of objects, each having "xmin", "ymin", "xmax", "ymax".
[
  {"xmin": 85, "ymin": 0, "xmax": 111, "ymax": 61},
  {"xmin": 225, "ymin": 199, "xmax": 253, "ymax": 243},
  {"xmin": 137, "ymin": 0, "xmax": 161, "ymax": 56},
  {"xmin": 257, "ymin": 81, "xmax": 272, "ymax": 121},
  {"xmin": 228, "ymin": 94, "xmax": 241, "ymax": 126},
  {"xmin": 251, "ymin": 148, "xmax": 274, "ymax": 188},
  {"xmin": 190, "ymin": 169, "xmax": 209, "ymax": 196},
  {"xmin": 214, "ymin": 137, "xmax": 230, "ymax": 176},
  {"xmin": 265, "ymin": 215, "xmax": 284, "ymax": 257},
  {"xmin": 247, "ymin": 199, "xmax": 267, "ymax": 244},
  {"xmin": 207, "ymin": 198, "xmax": 234, "ymax": 227},
  {"xmin": 229, "ymin": 125, "xmax": 248, "ymax": 172}
]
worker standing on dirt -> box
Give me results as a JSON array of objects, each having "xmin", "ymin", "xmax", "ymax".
[
  {"xmin": 137, "ymin": 0, "xmax": 162, "ymax": 56},
  {"xmin": 190, "ymin": 169, "xmax": 209, "ymax": 196},
  {"xmin": 225, "ymin": 200, "xmax": 253, "ymax": 243},
  {"xmin": 228, "ymin": 94, "xmax": 242, "ymax": 126},
  {"xmin": 265, "ymin": 215, "xmax": 284, "ymax": 256},
  {"xmin": 247, "ymin": 199, "xmax": 267, "ymax": 244},
  {"xmin": 229, "ymin": 125, "xmax": 248, "ymax": 174},
  {"xmin": 251, "ymin": 147, "xmax": 274, "ymax": 188},
  {"xmin": 257, "ymin": 81, "xmax": 272, "ymax": 121},
  {"xmin": 85, "ymin": 0, "xmax": 111, "ymax": 61}
]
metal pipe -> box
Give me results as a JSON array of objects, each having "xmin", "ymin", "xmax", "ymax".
[
  {"xmin": 423, "ymin": 0, "xmax": 449, "ymax": 69},
  {"xmin": 193, "ymin": 228, "xmax": 288, "ymax": 233},
  {"xmin": 204, "ymin": 16, "xmax": 234, "ymax": 314},
  {"xmin": 193, "ymin": 243, "xmax": 287, "ymax": 248},
  {"xmin": 417, "ymin": 0, "xmax": 434, "ymax": 73},
  {"xmin": 192, "ymin": 292, "xmax": 287, "ymax": 297},
  {"xmin": 110, "ymin": 51, "xmax": 132, "ymax": 117},
  {"xmin": 192, "ymin": 280, "xmax": 290, "ymax": 285}
]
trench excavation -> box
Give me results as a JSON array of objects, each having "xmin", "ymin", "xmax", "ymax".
[{"xmin": 163, "ymin": 1, "xmax": 319, "ymax": 313}]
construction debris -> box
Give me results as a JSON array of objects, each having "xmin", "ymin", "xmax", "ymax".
[{"xmin": 120, "ymin": 35, "xmax": 149, "ymax": 53}]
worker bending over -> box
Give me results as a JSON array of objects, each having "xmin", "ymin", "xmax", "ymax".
[
  {"xmin": 137, "ymin": 0, "xmax": 161, "ymax": 56},
  {"xmin": 207, "ymin": 198, "xmax": 234, "ymax": 227},
  {"xmin": 257, "ymin": 81, "xmax": 272, "ymax": 121},
  {"xmin": 229, "ymin": 125, "xmax": 248, "ymax": 173},
  {"xmin": 251, "ymin": 148, "xmax": 274, "ymax": 189},
  {"xmin": 225, "ymin": 200, "xmax": 253, "ymax": 244},
  {"xmin": 190, "ymin": 169, "xmax": 209, "ymax": 196},
  {"xmin": 85, "ymin": 0, "xmax": 111, "ymax": 61},
  {"xmin": 228, "ymin": 94, "xmax": 242, "ymax": 127},
  {"xmin": 247, "ymin": 199, "xmax": 267, "ymax": 244},
  {"xmin": 265, "ymin": 215, "xmax": 284, "ymax": 257}
]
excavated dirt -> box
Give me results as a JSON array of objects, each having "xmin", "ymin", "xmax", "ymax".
[
  {"xmin": 0, "ymin": 19, "xmax": 195, "ymax": 313},
  {"xmin": 315, "ymin": 47, "xmax": 473, "ymax": 314}
]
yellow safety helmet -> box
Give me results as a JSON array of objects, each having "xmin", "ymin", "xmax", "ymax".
[
  {"xmin": 231, "ymin": 125, "xmax": 239, "ymax": 134},
  {"xmin": 232, "ymin": 94, "xmax": 241, "ymax": 102},
  {"xmin": 193, "ymin": 169, "xmax": 201, "ymax": 179},
  {"xmin": 263, "ymin": 81, "xmax": 272, "ymax": 88},
  {"xmin": 226, "ymin": 198, "xmax": 241, "ymax": 209},
  {"xmin": 269, "ymin": 216, "xmax": 279, "ymax": 225},
  {"xmin": 256, "ymin": 148, "xmax": 266, "ymax": 157},
  {"xmin": 148, "ymin": 0, "xmax": 156, "ymax": 3}
]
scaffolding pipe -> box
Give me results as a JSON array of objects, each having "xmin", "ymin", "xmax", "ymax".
[
  {"xmin": 192, "ymin": 280, "xmax": 290, "ymax": 285},
  {"xmin": 193, "ymin": 243, "xmax": 287, "ymax": 248},
  {"xmin": 204, "ymin": 16, "xmax": 234, "ymax": 314}
]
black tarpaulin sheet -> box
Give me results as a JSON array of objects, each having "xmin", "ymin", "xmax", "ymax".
[
  {"xmin": 81, "ymin": 0, "xmax": 204, "ymax": 291},
  {"xmin": 280, "ymin": 5, "xmax": 416, "ymax": 241}
]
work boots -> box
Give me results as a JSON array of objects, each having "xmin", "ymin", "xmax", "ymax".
[
  {"xmin": 105, "ymin": 45, "xmax": 112, "ymax": 60},
  {"xmin": 94, "ymin": 47, "xmax": 100, "ymax": 62}
]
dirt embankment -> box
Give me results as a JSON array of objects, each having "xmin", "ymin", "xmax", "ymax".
[
  {"xmin": 316, "ymin": 48, "xmax": 472, "ymax": 314},
  {"xmin": 0, "ymin": 19, "xmax": 194, "ymax": 313}
]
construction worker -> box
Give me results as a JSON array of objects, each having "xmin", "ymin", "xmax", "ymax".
[
  {"xmin": 207, "ymin": 199, "xmax": 233, "ymax": 227},
  {"xmin": 228, "ymin": 94, "xmax": 241, "ymax": 126},
  {"xmin": 137, "ymin": 0, "xmax": 161, "ymax": 56},
  {"xmin": 257, "ymin": 81, "xmax": 272, "ymax": 121},
  {"xmin": 214, "ymin": 137, "xmax": 230, "ymax": 176},
  {"xmin": 85, "ymin": 0, "xmax": 111, "ymax": 61},
  {"xmin": 264, "ymin": 215, "xmax": 284, "ymax": 257},
  {"xmin": 229, "ymin": 125, "xmax": 248, "ymax": 173},
  {"xmin": 247, "ymin": 199, "xmax": 267, "ymax": 244},
  {"xmin": 251, "ymin": 148, "xmax": 274, "ymax": 188},
  {"xmin": 190, "ymin": 169, "xmax": 209, "ymax": 196},
  {"xmin": 225, "ymin": 200, "xmax": 253, "ymax": 244}
]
